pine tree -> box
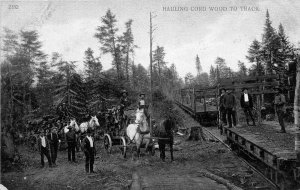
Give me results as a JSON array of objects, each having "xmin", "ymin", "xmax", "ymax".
[
  {"xmin": 153, "ymin": 46, "xmax": 166, "ymax": 87},
  {"xmin": 246, "ymin": 39, "xmax": 264, "ymax": 76},
  {"xmin": 237, "ymin": 61, "xmax": 247, "ymax": 76},
  {"xmin": 276, "ymin": 23, "xmax": 296, "ymax": 84},
  {"xmin": 36, "ymin": 61, "xmax": 54, "ymax": 114},
  {"xmin": 261, "ymin": 10, "xmax": 281, "ymax": 74},
  {"xmin": 95, "ymin": 9, "xmax": 121, "ymax": 79},
  {"xmin": 195, "ymin": 55, "xmax": 202, "ymax": 76},
  {"xmin": 214, "ymin": 57, "xmax": 230, "ymax": 78},
  {"xmin": 209, "ymin": 65, "xmax": 216, "ymax": 86},
  {"xmin": 120, "ymin": 19, "xmax": 137, "ymax": 82},
  {"xmin": 84, "ymin": 48, "xmax": 102, "ymax": 81}
]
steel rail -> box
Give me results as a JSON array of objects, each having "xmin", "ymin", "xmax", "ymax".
[
  {"xmin": 176, "ymin": 102, "xmax": 279, "ymax": 189},
  {"xmin": 202, "ymin": 127, "xmax": 278, "ymax": 189}
]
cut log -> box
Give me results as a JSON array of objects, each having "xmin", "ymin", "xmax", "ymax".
[{"xmin": 188, "ymin": 126, "xmax": 206, "ymax": 141}]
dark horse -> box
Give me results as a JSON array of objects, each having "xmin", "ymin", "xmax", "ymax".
[{"xmin": 157, "ymin": 118, "xmax": 175, "ymax": 162}]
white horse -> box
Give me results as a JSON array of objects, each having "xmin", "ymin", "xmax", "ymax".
[
  {"xmin": 126, "ymin": 109, "xmax": 151, "ymax": 157},
  {"xmin": 79, "ymin": 116, "xmax": 100, "ymax": 133},
  {"xmin": 64, "ymin": 118, "xmax": 79, "ymax": 133}
]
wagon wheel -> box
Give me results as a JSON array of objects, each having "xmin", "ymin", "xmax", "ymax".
[
  {"xmin": 104, "ymin": 134, "xmax": 112, "ymax": 154},
  {"xmin": 119, "ymin": 136, "xmax": 127, "ymax": 158}
]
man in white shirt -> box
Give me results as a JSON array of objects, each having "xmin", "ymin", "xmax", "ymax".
[
  {"xmin": 82, "ymin": 128, "xmax": 96, "ymax": 173},
  {"xmin": 38, "ymin": 130, "xmax": 52, "ymax": 168},
  {"xmin": 240, "ymin": 88, "xmax": 255, "ymax": 126}
]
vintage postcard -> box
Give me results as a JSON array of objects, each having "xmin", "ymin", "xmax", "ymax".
[{"xmin": 1, "ymin": 0, "xmax": 300, "ymax": 190}]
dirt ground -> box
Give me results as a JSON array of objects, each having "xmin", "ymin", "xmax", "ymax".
[{"xmin": 1, "ymin": 106, "xmax": 275, "ymax": 190}]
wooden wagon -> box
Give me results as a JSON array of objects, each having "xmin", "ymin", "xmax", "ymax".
[{"xmin": 103, "ymin": 109, "xmax": 156, "ymax": 158}]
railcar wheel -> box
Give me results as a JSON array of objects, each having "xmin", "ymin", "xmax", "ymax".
[
  {"xmin": 104, "ymin": 134, "xmax": 112, "ymax": 154},
  {"xmin": 119, "ymin": 136, "xmax": 127, "ymax": 158}
]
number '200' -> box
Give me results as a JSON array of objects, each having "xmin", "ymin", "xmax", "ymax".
[{"xmin": 9, "ymin": 5, "xmax": 19, "ymax": 9}]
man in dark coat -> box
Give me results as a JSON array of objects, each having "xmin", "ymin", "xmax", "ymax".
[
  {"xmin": 47, "ymin": 126, "xmax": 59, "ymax": 165},
  {"xmin": 37, "ymin": 130, "xmax": 52, "ymax": 168},
  {"xmin": 240, "ymin": 88, "xmax": 256, "ymax": 126},
  {"xmin": 224, "ymin": 89, "xmax": 237, "ymax": 128},
  {"xmin": 66, "ymin": 126, "xmax": 76, "ymax": 162},
  {"xmin": 120, "ymin": 90, "xmax": 129, "ymax": 114},
  {"xmin": 82, "ymin": 128, "xmax": 96, "ymax": 173},
  {"xmin": 219, "ymin": 88, "xmax": 227, "ymax": 125},
  {"xmin": 274, "ymin": 87, "xmax": 286, "ymax": 133},
  {"xmin": 138, "ymin": 93, "xmax": 150, "ymax": 123}
]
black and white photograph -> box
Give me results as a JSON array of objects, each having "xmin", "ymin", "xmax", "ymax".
[{"xmin": 1, "ymin": 0, "xmax": 300, "ymax": 189}]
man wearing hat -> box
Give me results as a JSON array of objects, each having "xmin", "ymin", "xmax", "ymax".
[
  {"xmin": 224, "ymin": 89, "xmax": 237, "ymax": 128},
  {"xmin": 37, "ymin": 130, "xmax": 52, "ymax": 168},
  {"xmin": 240, "ymin": 87, "xmax": 256, "ymax": 126},
  {"xmin": 219, "ymin": 88, "xmax": 227, "ymax": 125},
  {"xmin": 120, "ymin": 90, "xmax": 129, "ymax": 118},
  {"xmin": 47, "ymin": 126, "xmax": 59, "ymax": 165},
  {"xmin": 138, "ymin": 93, "xmax": 146, "ymax": 110},
  {"xmin": 274, "ymin": 87, "xmax": 286, "ymax": 133},
  {"xmin": 66, "ymin": 125, "xmax": 77, "ymax": 162},
  {"xmin": 138, "ymin": 93, "xmax": 150, "ymax": 121},
  {"xmin": 82, "ymin": 128, "xmax": 96, "ymax": 173}
]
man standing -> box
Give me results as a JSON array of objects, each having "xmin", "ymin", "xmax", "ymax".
[
  {"xmin": 274, "ymin": 87, "xmax": 286, "ymax": 133},
  {"xmin": 224, "ymin": 89, "xmax": 237, "ymax": 128},
  {"xmin": 138, "ymin": 93, "xmax": 150, "ymax": 120},
  {"xmin": 82, "ymin": 128, "xmax": 96, "ymax": 173},
  {"xmin": 38, "ymin": 130, "xmax": 52, "ymax": 168},
  {"xmin": 219, "ymin": 88, "xmax": 227, "ymax": 126},
  {"xmin": 66, "ymin": 126, "xmax": 76, "ymax": 162},
  {"xmin": 47, "ymin": 126, "xmax": 59, "ymax": 165},
  {"xmin": 138, "ymin": 93, "xmax": 146, "ymax": 110},
  {"xmin": 120, "ymin": 90, "xmax": 129, "ymax": 114},
  {"xmin": 240, "ymin": 88, "xmax": 256, "ymax": 126}
]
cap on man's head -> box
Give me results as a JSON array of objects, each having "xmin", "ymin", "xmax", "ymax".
[
  {"xmin": 242, "ymin": 87, "xmax": 248, "ymax": 92},
  {"xmin": 274, "ymin": 86, "xmax": 282, "ymax": 93},
  {"xmin": 139, "ymin": 93, "xmax": 145, "ymax": 97},
  {"xmin": 52, "ymin": 126, "xmax": 57, "ymax": 130}
]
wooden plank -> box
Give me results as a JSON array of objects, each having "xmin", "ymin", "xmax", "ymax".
[
  {"xmin": 219, "ymin": 75, "xmax": 278, "ymax": 83},
  {"xmin": 220, "ymin": 81, "xmax": 279, "ymax": 89},
  {"xmin": 251, "ymin": 90, "xmax": 277, "ymax": 95}
]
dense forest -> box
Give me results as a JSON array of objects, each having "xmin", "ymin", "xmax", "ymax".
[
  {"xmin": 0, "ymin": 9, "xmax": 183, "ymax": 137},
  {"xmin": 1, "ymin": 9, "xmax": 299, "ymax": 138}
]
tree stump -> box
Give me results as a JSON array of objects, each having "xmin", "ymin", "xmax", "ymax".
[{"xmin": 188, "ymin": 126, "xmax": 206, "ymax": 141}]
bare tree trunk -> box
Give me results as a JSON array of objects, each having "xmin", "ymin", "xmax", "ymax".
[
  {"xmin": 8, "ymin": 64, "xmax": 14, "ymax": 130},
  {"xmin": 294, "ymin": 66, "xmax": 300, "ymax": 128},
  {"xmin": 126, "ymin": 50, "xmax": 129, "ymax": 81}
]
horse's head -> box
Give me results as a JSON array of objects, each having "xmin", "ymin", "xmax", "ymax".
[
  {"xmin": 135, "ymin": 109, "xmax": 145, "ymax": 123},
  {"xmin": 135, "ymin": 109, "xmax": 148, "ymax": 132},
  {"xmin": 90, "ymin": 116, "xmax": 100, "ymax": 127},
  {"xmin": 70, "ymin": 118, "xmax": 79, "ymax": 132}
]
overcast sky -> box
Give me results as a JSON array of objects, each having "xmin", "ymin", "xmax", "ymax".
[{"xmin": 1, "ymin": 0, "xmax": 300, "ymax": 78}]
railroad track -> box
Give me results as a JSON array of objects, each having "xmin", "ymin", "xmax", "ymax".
[
  {"xmin": 175, "ymin": 102, "xmax": 300, "ymax": 190},
  {"xmin": 202, "ymin": 127, "xmax": 278, "ymax": 189}
]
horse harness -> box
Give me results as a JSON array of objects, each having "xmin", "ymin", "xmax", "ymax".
[{"xmin": 128, "ymin": 122, "xmax": 150, "ymax": 145}]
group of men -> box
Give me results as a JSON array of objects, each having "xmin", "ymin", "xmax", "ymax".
[
  {"xmin": 37, "ymin": 89, "xmax": 148, "ymax": 173},
  {"xmin": 37, "ymin": 122, "xmax": 96, "ymax": 173},
  {"xmin": 219, "ymin": 87, "xmax": 286, "ymax": 133}
]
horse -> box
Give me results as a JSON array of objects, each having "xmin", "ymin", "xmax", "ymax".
[
  {"xmin": 126, "ymin": 109, "xmax": 151, "ymax": 157},
  {"xmin": 63, "ymin": 118, "xmax": 79, "ymax": 133},
  {"xmin": 156, "ymin": 118, "xmax": 175, "ymax": 162},
  {"xmin": 79, "ymin": 116, "xmax": 100, "ymax": 133}
]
